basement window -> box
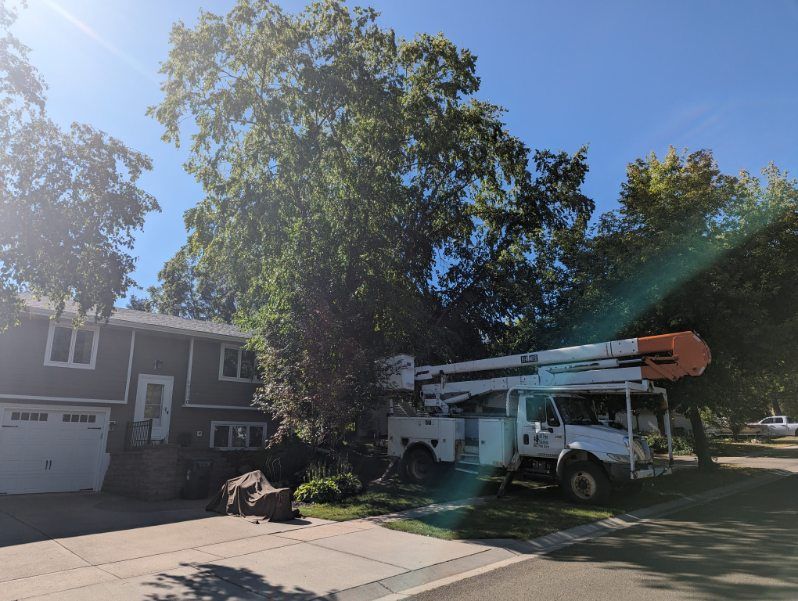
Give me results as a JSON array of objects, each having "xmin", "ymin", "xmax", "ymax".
[{"xmin": 210, "ymin": 421, "xmax": 267, "ymax": 450}]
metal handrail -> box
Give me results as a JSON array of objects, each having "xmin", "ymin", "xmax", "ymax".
[{"xmin": 125, "ymin": 419, "xmax": 153, "ymax": 450}]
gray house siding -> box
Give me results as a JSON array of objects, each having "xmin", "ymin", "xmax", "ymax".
[
  {"xmin": 0, "ymin": 315, "xmax": 267, "ymax": 455},
  {"xmin": 0, "ymin": 317, "xmax": 131, "ymax": 402},
  {"xmin": 188, "ymin": 338, "xmax": 260, "ymax": 407}
]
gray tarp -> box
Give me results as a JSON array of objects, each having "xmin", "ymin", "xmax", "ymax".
[{"xmin": 206, "ymin": 470, "xmax": 295, "ymax": 522}]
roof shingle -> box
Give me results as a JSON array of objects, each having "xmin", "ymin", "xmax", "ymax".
[{"xmin": 21, "ymin": 294, "xmax": 248, "ymax": 341}]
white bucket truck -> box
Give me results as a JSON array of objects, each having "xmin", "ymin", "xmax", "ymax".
[{"xmin": 386, "ymin": 331, "xmax": 711, "ymax": 504}]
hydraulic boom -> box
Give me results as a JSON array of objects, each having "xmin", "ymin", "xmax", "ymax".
[{"xmin": 389, "ymin": 331, "xmax": 710, "ymax": 414}]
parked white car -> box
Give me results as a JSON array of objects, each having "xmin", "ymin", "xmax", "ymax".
[{"xmin": 746, "ymin": 416, "xmax": 798, "ymax": 437}]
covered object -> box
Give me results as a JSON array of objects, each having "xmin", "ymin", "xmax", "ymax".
[{"xmin": 206, "ymin": 470, "xmax": 294, "ymax": 522}]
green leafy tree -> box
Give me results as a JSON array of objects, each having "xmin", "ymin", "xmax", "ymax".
[
  {"xmin": 0, "ymin": 2, "xmax": 158, "ymax": 327},
  {"xmin": 128, "ymin": 246, "xmax": 236, "ymax": 321},
  {"xmin": 520, "ymin": 148, "xmax": 798, "ymax": 467},
  {"xmin": 152, "ymin": 0, "xmax": 592, "ymax": 446}
]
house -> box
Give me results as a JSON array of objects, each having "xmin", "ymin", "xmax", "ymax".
[{"xmin": 0, "ymin": 296, "xmax": 270, "ymax": 497}]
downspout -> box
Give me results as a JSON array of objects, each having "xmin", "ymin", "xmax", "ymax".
[
  {"xmin": 184, "ymin": 337, "xmax": 194, "ymax": 405},
  {"xmin": 123, "ymin": 330, "xmax": 136, "ymax": 403}
]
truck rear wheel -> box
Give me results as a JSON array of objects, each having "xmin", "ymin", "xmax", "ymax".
[
  {"xmin": 401, "ymin": 447, "xmax": 436, "ymax": 484},
  {"xmin": 561, "ymin": 461, "xmax": 610, "ymax": 505}
]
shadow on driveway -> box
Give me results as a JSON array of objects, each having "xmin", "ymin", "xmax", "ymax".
[
  {"xmin": 0, "ymin": 491, "xmax": 210, "ymax": 546},
  {"xmin": 142, "ymin": 564, "xmax": 319, "ymax": 601}
]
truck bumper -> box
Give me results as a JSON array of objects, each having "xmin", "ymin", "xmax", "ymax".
[{"xmin": 606, "ymin": 462, "xmax": 672, "ymax": 482}]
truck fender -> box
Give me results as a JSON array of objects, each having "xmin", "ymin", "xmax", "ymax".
[{"xmin": 555, "ymin": 448, "xmax": 606, "ymax": 480}]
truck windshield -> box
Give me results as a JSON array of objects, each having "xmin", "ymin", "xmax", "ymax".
[{"xmin": 555, "ymin": 397, "xmax": 599, "ymax": 425}]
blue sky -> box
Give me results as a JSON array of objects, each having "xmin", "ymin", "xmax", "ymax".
[{"xmin": 12, "ymin": 0, "xmax": 798, "ymax": 301}]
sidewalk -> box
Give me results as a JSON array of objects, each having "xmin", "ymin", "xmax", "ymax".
[{"xmin": 0, "ymin": 493, "xmax": 513, "ymax": 601}]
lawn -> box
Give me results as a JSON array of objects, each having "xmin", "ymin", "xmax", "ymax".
[
  {"xmin": 299, "ymin": 469, "xmax": 508, "ymax": 521},
  {"xmin": 384, "ymin": 464, "xmax": 762, "ymax": 540},
  {"xmin": 299, "ymin": 439, "xmax": 787, "ymax": 540},
  {"xmin": 300, "ymin": 458, "xmax": 762, "ymax": 534}
]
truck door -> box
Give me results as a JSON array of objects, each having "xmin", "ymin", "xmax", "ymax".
[
  {"xmin": 775, "ymin": 417, "xmax": 789, "ymax": 437},
  {"xmin": 519, "ymin": 394, "xmax": 565, "ymax": 459}
]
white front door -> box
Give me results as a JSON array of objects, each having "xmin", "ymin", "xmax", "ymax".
[
  {"xmin": 0, "ymin": 406, "xmax": 107, "ymax": 494},
  {"xmin": 134, "ymin": 374, "xmax": 174, "ymax": 441}
]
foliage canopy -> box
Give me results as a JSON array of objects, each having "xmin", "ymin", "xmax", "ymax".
[
  {"xmin": 152, "ymin": 0, "xmax": 592, "ymax": 445},
  {"xmin": 0, "ymin": 2, "xmax": 158, "ymax": 327}
]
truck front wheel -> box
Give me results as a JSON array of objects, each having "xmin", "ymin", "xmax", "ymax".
[
  {"xmin": 401, "ymin": 447, "xmax": 436, "ymax": 484},
  {"xmin": 561, "ymin": 461, "xmax": 610, "ymax": 505}
]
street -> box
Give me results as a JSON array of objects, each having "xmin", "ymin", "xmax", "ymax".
[{"xmin": 411, "ymin": 474, "xmax": 798, "ymax": 601}]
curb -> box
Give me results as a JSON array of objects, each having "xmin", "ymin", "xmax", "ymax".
[{"xmin": 362, "ymin": 467, "xmax": 794, "ymax": 601}]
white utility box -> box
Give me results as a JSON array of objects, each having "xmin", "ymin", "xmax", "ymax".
[
  {"xmin": 387, "ymin": 416, "xmax": 464, "ymax": 462},
  {"xmin": 477, "ymin": 418, "xmax": 516, "ymax": 467}
]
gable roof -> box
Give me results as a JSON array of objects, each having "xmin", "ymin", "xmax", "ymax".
[{"xmin": 22, "ymin": 295, "xmax": 249, "ymax": 342}]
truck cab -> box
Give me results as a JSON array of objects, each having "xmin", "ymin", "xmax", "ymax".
[{"xmin": 747, "ymin": 415, "xmax": 798, "ymax": 438}]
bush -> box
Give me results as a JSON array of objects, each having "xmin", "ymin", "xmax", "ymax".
[
  {"xmin": 644, "ymin": 433, "xmax": 694, "ymax": 455},
  {"xmin": 294, "ymin": 477, "xmax": 341, "ymax": 503},
  {"xmin": 332, "ymin": 472, "xmax": 362, "ymax": 496},
  {"xmin": 294, "ymin": 472, "xmax": 362, "ymax": 504}
]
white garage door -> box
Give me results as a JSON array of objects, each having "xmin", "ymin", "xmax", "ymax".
[{"xmin": 0, "ymin": 407, "xmax": 106, "ymax": 495}]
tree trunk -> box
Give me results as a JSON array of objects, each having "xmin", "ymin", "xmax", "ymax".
[
  {"xmin": 771, "ymin": 397, "xmax": 783, "ymax": 416},
  {"xmin": 687, "ymin": 407, "xmax": 714, "ymax": 469}
]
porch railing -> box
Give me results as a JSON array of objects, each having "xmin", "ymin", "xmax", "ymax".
[{"xmin": 125, "ymin": 419, "xmax": 153, "ymax": 450}]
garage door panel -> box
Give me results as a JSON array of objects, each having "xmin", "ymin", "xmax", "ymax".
[{"xmin": 0, "ymin": 407, "xmax": 106, "ymax": 495}]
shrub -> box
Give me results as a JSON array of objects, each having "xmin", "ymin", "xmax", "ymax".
[
  {"xmin": 293, "ymin": 472, "xmax": 362, "ymax": 504},
  {"xmin": 294, "ymin": 477, "xmax": 341, "ymax": 503},
  {"xmin": 332, "ymin": 472, "xmax": 362, "ymax": 496},
  {"xmin": 644, "ymin": 433, "xmax": 694, "ymax": 455}
]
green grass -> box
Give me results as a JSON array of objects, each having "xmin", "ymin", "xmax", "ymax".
[
  {"xmin": 299, "ymin": 470, "xmax": 507, "ymax": 521},
  {"xmin": 384, "ymin": 465, "xmax": 763, "ymax": 541},
  {"xmin": 299, "ymin": 439, "xmax": 781, "ymax": 539}
]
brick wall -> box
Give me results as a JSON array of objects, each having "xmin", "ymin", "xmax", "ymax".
[{"xmin": 103, "ymin": 445, "xmax": 261, "ymax": 501}]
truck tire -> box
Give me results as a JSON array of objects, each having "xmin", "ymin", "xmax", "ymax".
[
  {"xmin": 401, "ymin": 447, "xmax": 436, "ymax": 484},
  {"xmin": 561, "ymin": 461, "xmax": 610, "ymax": 505}
]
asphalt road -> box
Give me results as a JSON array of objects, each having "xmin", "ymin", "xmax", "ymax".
[{"xmin": 411, "ymin": 474, "xmax": 798, "ymax": 601}]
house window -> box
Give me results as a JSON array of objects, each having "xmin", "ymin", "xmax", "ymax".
[
  {"xmin": 210, "ymin": 421, "xmax": 267, "ymax": 450},
  {"xmin": 44, "ymin": 322, "xmax": 99, "ymax": 369},
  {"xmin": 219, "ymin": 344, "xmax": 261, "ymax": 382}
]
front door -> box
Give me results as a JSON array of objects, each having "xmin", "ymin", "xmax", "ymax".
[
  {"xmin": 134, "ymin": 374, "xmax": 174, "ymax": 441},
  {"xmin": 519, "ymin": 393, "xmax": 566, "ymax": 459}
]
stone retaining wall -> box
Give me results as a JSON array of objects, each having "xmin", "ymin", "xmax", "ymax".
[{"xmin": 102, "ymin": 445, "xmax": 260, "ymax": 501}]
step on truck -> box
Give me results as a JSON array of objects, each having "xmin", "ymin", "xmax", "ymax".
[{"xmin": 384, "ymin": 331, "xmax": 711, "ymax": 504}]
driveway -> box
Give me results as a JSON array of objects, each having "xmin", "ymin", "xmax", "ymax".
[{"xmin": 0, "ymin": 491, "xmax": 504, "ymax": 600}]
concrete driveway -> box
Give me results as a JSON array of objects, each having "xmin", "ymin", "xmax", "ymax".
[{"xmin": 0, "ymin": 492, "xmax": 505, "ymax": 600}]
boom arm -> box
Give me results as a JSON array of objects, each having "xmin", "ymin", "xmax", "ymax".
[
  {"xmin": 387, "ymin": 331, "xmax": 711, "ymax": 414},
  {"xmin": 415, "ymin": 331, "xmax": 710, "ymax": 382}
]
